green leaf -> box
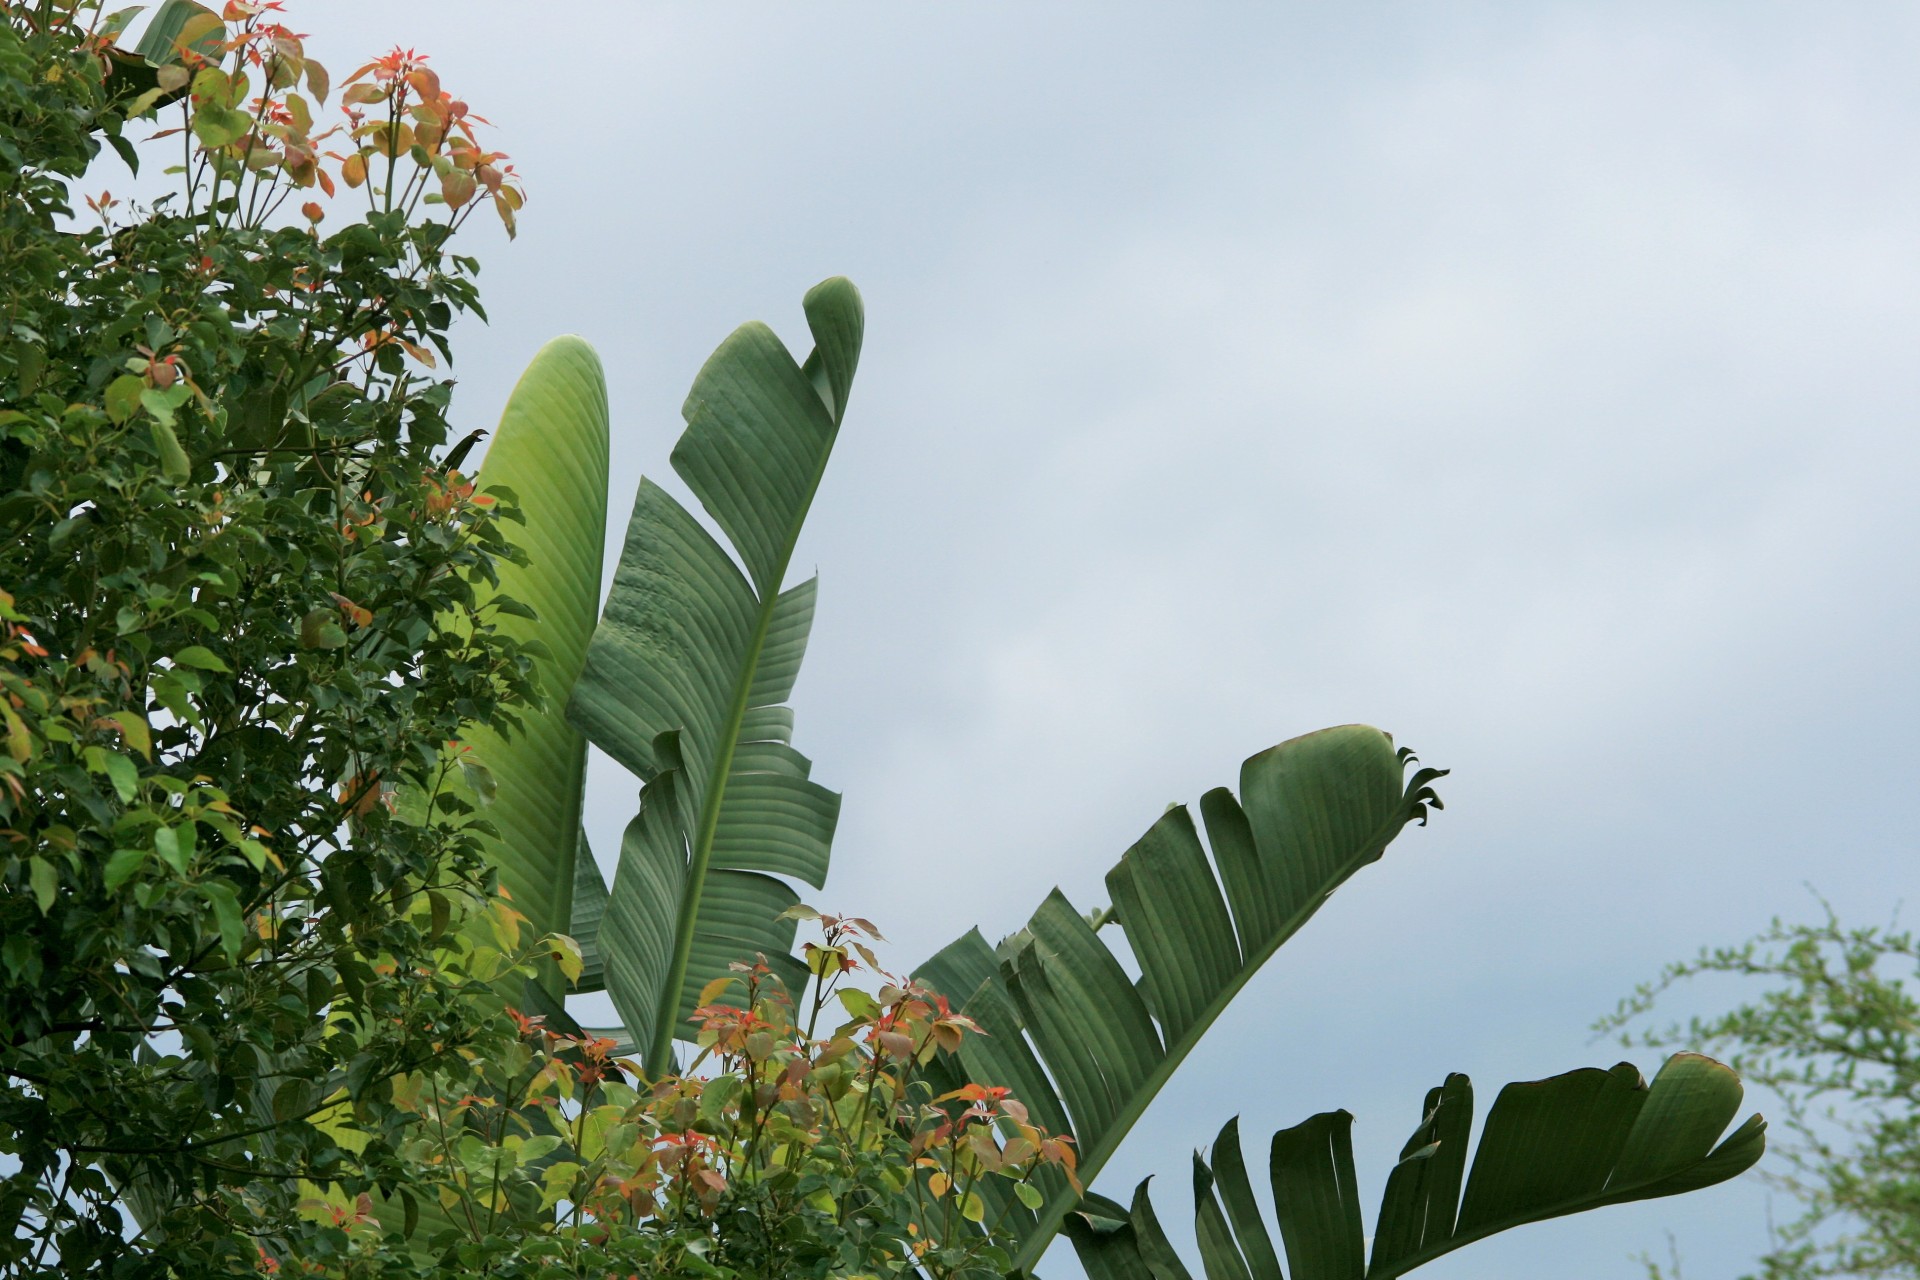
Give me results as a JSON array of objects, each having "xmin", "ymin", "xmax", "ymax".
[
  {"xmin": 1193, "ymin": 1153, "xmax": 1263, "ymax": 1280},
  {"xmin": 101, "ymin": 751, "xmax": 138, "ymax": 803},
  {"xmin": 913, "ymin": 726, "xmax": 1446, "ymax": 1272},
  {"xmin": 189, "ymin": 102, "xmax": 250, "ymax": 149},
  {"xmin": 103, "ymin": 846, "xmax": 149, "ymax": 892},
  {"xmin": 1062, "ymin": 1194, "xmax": 1160, "ymax": 1280},
  {"xmin": 106, "ymin": 710, "xmax": 152, "ymax": 760},
  {"xmin": 568, "ymin": 278, "xmax": 861, "ymax": 1077},
  {"xmin": 131, "ymin": 0, "xmax": 223, "ymax": 65},
  {"xmin": 447, "ymin": 337, "xmax": 609, "ymax": 988},
  {"xmin": 457, "ymin": 754, "xmax": 497, "ymax": 807},
  {"xmin": 1271, "ymin": 1111, "xmax": 1364, "ymax": 1280},
  {"xmin": 147, "ymin": 418, "xmax": 190, "ymax": 482},
  {"xmin": 28, "ymin": 857, "xmax": 56, "ymax": 914},
  {"xmin": 569, "ymin": 827, "xmax": 608, "ymax": 992},
  {"xmin": 698, "ymin": 1074, "xmax": 743, "ymax": 1128},
  {"xmin": 173, "ymin": 644, "xmax": 229, "ymax": 672},
  {"xmin": 1073, "ymin": 1055, "xmax": 1765, "ymax": 1280},
  {"xmin": 548, "ymin": 934, "xmax": 583, "ymax": 983},
  {"xmin": 300, "ymin": 609, "xmax": 346, "ymax": 650},
  {"xmin": 513, "ymin": 1135, "xmax": 561, "ymax": 1164},
  {"xmin": 1209, "ymin": 1116, "xmax": 1286, "ymax": 1280},
  {"xmin": 105, "ymin": 374, "xmax": 144, "ymax": 423},
  {"xmin": 154, "ymin": 824, "xmax": 191, "ymax": 874},
  {"xmin": 200, "ymin": 881, "xmax": 244, "ymax": 961}
]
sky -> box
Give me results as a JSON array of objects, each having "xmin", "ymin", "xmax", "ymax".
[{"xmin": 166, "ymin": 3, "xmax": 1920, "ymax": 1275}]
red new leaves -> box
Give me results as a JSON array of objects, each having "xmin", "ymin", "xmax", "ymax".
[
  {"xmin": 373, "ymin": 914, "xmax": 1074, "ymax": 1276},
  {"xmin": 334, "ymin": 47, "xmax": 521, "ymax": 228},
  {"xmin": 136, "ymin": 4, "xmax": 523, "ymax": 238},
  {"xmin": 677, "ymin": 914, "xmax": 1078, "ymax": 1260}
]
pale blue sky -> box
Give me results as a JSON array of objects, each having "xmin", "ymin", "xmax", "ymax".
[{"xmin": 239, "ymin": 4, "xmax": 1920, "ymax": 1274}]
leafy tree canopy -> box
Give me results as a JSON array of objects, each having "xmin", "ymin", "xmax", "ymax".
[
  {"xmin": 1604, "ymin": 905, "xmax": 1919, "ymax": 1280},
  {"xmin": 0, "ymin": 3, "xmax": 543, "ymax": 1272}
]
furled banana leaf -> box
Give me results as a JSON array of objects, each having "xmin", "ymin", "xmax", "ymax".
[
  {"xmin": 455, "ymin": 336, "xmax": 609, "ymax": 985},
  {"xmin": 570, "ymin": 825, "xmax": 608, "ymax": 992},
  {"xmin": 1064, "ymin": 1053, "xmax": 1766, "ymax": 1280},
  {"xmin": 567, "ymin": 278, "xmax": 861, "ymax": 1077},
  {"xmin": 913, "ymin": 724, "xmax": 1445, "ymax": 1275}
]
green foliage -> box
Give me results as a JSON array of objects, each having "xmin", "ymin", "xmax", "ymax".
[
  {"xmin": 1604, "ymin": 908, "xmax": 1920, "ymax": 1280},
  {"xmin": 0, "ymin": 3, "xmax": 544, "ymax": 1273},
  {"xmin": 473, "ymin": 279, "xmax": 1768, "ymax": 1275},
  {"xmin": 0, "ymin": 5, "xmax": 1773, "ymax": 1277},
  {"xmin": 444, "ymin": 335, "xmax": 610, "ymax": 979}
]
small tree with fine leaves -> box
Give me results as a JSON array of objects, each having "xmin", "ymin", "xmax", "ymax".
[{"xmin": 1605, "ymin": 905, "xmax": 1920, "ymax": 1280}]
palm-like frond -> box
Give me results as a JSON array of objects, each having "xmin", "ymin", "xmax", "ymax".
[
  {"xmin": 1066, "ymin": 1053, "xmax": 1766, "ymax": 1280},
  {"xmin": 914, "ymin": 724, "xmax": 1445, "ymax": 1273},
  {"xmin": 567, "ymin": 278, "xmax": 862, "ymax": 1076}
]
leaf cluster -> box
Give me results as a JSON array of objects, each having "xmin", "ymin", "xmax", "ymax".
[{"xmin": 268, "ymin": 913, "xmax": 1078, "ymax": 1280}]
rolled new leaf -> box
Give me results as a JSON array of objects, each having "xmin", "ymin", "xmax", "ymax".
[{"xmin": 454, "ymin": 337, "xmax": 610, "ymax": 979}]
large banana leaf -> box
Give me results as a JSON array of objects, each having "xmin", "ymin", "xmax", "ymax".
[
  {"xmin": 1065, "ymin": 1053, "xmax": 1767, "ymax": 1280},
  {"xmin": 567, "ymin": 278, "xmax": 862, "ymax": 1077},
  {"xmin": 458, "ymin": 337, "xmax": 610, "ymax": 973},
  {"xmin": 914, "ymin": 724, "xmax": 1446, "ymax": 1274}
]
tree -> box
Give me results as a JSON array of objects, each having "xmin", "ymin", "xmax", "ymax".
[
  {"xmin": 1603, "ymin": 906, "xmax": 1920, "ymax": 1280},
  {"xmin": 0, "ymin": 3, "xmax": 550, "ymax": 1272}
]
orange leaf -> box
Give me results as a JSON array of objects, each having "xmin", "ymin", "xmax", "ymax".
[
  {"xmin": 339, "ymin": 771, "xmax": 382, "ymax": 817},
  {"xmin": 406, "ymin": 66, "xmax": 441, "ymax": 101},
  {"xmin": 439, "ymin": 168, "xmax": 475, "ymax": 209}
]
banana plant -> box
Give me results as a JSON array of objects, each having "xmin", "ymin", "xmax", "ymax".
[
  {"xmin": 557, "ymin": 277, "xmax": 862, "ymax": 1078},
  {"xmin": 468, "ymin": 281, "xmax": 1763, "ymax": 1277},
  {"xmin": 1064, "ymin": 1053, "xmax": 1766, "ymax": 1280}
]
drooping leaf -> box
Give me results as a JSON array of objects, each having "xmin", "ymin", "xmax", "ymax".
[
  {"xmin": 1064, "ymin": 1193, "xmax": 1153, "ymax": 1280},
  {"xmin": 568, "ymin": 278, "xmax": 862, "ymax": 1076},
  {"xmin": 1071, "ymin": 1055, "xmax": 1765, "ymax": 1280},
  {"xmin": 449, "ymin": 336, "xmax": 609, "ymax": 985},
  {"xmin": 914, "ymin": 725, "xmax": 1445, "ymax": 1273}
]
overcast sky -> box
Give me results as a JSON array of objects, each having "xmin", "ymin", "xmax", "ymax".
[{"xmin": 251, "ymin": 3, "xmax": 1920, "ymax": 1274}]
